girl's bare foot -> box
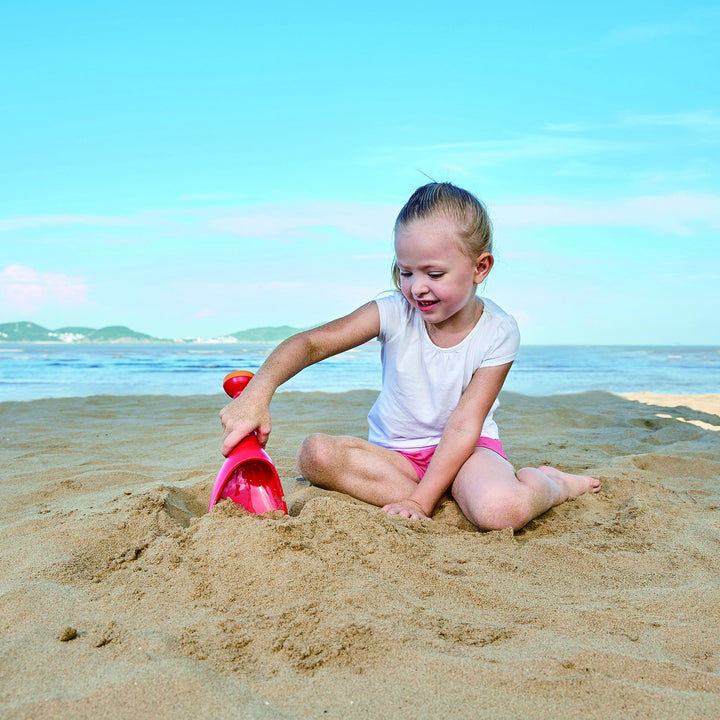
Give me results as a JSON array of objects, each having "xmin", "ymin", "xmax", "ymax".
[{"xmin": 538, "ymin": 466, "xmax": 601, "ymax": 499}]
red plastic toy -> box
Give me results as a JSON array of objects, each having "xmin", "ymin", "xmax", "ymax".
[{"xmin": 208, "ymin": 370, "xmax": 288, "ymax": 514}]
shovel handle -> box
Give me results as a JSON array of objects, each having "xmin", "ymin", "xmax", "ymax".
[{"xmin": 223, "ymin": 370, "xmax": 254, "ymax": 399}]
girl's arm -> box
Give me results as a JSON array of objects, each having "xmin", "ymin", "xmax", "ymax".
[
  {"xmin": 220, "ymin": 301, "xmax": 380, "ymax": 456},
  {"xmin": 383, "ymin": 362, "xmax": 513, "ymax": 519}
]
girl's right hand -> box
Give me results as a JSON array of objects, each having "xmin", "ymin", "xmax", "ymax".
[
  {"xmin": 382, "ymin": 498, "xmax": 431, "ymax": 521},
  {"xmin": 219, "ymin": 393, "xmax": 272, "ymax": 456}
]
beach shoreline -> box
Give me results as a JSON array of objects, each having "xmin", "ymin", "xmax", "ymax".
[{"xmin": 1, "ymin": 390, "xmax": 719, "ymax": 718}]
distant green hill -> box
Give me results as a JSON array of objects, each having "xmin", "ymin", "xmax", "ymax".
[
  {"xmin": 0, "ymin": 321, "xmax": 307, "ymax": 343},
  {"xmin": 0, "ymin": 321, "xmax": 61, "ymax": 342},
  {"xmin": 85, "ymin": 326, "xmax": 160, "ymax": 342},
  {"xmin": 0, "ymin": 321, "xmax": 165, "ymax": 343},
  {"xmin": 229, "ymin": 325, "xmax": 306, "ymax": 341}
]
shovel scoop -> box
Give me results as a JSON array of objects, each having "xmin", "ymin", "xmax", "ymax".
[{"xmin": 208, "ymin": 371, "xmax": 288, "ymax": 514}]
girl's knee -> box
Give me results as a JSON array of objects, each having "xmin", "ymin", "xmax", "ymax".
[
  {"xmin": 456, "ymin": 488, "xmax": 531, "ymax": 532},
  {"xmin": 296, "ymin": 433, "xmax": 337, "ymax": 478},
  {"xmin": 487, "ymin": 500, "xmax": 531, "ymax": 532}
]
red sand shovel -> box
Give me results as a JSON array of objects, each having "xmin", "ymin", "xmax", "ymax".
[{"xmin": 208, "ymin": 371, "xmax": 288, "ymax": 514}]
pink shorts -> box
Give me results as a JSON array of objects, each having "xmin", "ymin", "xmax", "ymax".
[{"xmin": 395, "ymin": 437, "xmax": 508, "ymax": 480}]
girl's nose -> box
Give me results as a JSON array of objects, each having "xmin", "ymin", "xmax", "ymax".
[{"xmin": 412, "ymin": 278, "xmax": 428, "ymax": 296}]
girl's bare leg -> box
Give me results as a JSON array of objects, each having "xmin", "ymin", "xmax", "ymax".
[
  {"xmin": 451, "ymin": 448, "xmax": 601, "ymax": 532},
  {"xmin": 296, "ymin": 433, "xmax": 420, "ymax": 507}
]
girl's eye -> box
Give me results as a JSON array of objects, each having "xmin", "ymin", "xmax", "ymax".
[
  {"xmin": 428, "ymin": 273, "xmax": 444, "ymax": 279},
  {"xmin": 399, "ymin": 271, "xmax": 411, "ymax": 278}
]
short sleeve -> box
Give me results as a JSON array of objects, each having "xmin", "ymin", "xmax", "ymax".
[
  {"xmin": 374, "ymin": 292, "xmax": 411, "ymax": 343},
  {"xmin": 478, "ymin": 313, "xmax": 520, "ymax": 368}
]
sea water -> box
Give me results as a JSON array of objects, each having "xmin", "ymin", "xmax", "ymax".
[{"xmin": 1, "ymin": 343, "xmax": 718, "ymax": 402}]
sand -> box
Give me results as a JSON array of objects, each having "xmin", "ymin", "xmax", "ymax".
[{"xmin": 1, "ymin": 389, "xmax": 719, "ymax": 719}]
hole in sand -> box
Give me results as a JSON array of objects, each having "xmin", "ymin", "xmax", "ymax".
[{"xmin": 163, "ymin": 485, "xmax": 208, "ymax": 527}]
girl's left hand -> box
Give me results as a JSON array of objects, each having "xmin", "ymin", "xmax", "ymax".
[{"xmin": 382, "ymin": 499, "xmax": 430, "ymax": 521}]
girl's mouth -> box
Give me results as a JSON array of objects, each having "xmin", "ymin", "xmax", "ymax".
[{"xmin": 416, "ymin": 299, "xmax": 439, "ymax": 312}]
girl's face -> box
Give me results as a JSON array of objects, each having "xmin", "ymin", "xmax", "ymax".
[{"xmin": 394, "ymin": 214, "xmax": 492, "ymax": 330}]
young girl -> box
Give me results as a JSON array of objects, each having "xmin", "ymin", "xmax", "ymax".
[{"xmin": 220, "ymin": 183, "xmax": 601, "ymax": 531}]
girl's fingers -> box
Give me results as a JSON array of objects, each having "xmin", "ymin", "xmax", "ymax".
[{"xmin": 221, "ymin": 429, "xmax": 244, "ymax": 457}]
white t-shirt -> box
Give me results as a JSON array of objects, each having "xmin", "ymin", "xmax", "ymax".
[{"xmin": 367, "ymin": 292, "xmax": 520, "ymax": 450}]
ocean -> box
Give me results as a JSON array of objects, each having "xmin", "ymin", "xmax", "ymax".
[{"xmin": 1, "ymin": 342, "xmax": 718, "ymax": 402}]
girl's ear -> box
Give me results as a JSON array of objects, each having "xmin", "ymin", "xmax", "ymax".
[{"xmin": 474, "ymin": 253, "xmax": 494, "ymax": 283}]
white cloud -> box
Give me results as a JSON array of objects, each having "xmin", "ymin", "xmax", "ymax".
[
  {"xmin": 206, "ymin": 202, "xmax": 397, "ymax": 243},
  {"xmin": 365, "ymin": 135, "xmax": 620, "ymax": 171},
  {"xmin": 0, "ymin": 215, "xmax": 132, "ymax": 232},
  {"xmin": 544, "ymin": 110, "xmax": 720, "ymax": 133},
  {"xmin": 542, "ymin": 122, "xmax": 589, "ymax": 133},
  {"xmin": 601, "ymin": 12, "xmax": 715, "ymax": 47},
  {"xmin": 0, "ymin": 265, "xmax": 88, "ymax": 313},
  {"xmin": 492, "ymin": 192, "xmax": 720, "ymax": 236},
  {"xmin": 192, "ymin": 308, "xmax": 218, "ymax": 319},
  {"xmin": 179, "ymin": 192, "xmax": 250, "ymax": 201},
  {"xmin": 351, "ymin": 253, "xmax": 393, "ymax": 260},
  {"xmin": 609, "ymin": 23, "xmax": 689, "ymax": 44},
  {"xmin": 617, "ymin": 110, "xmax": 720, "ymax": 128}
]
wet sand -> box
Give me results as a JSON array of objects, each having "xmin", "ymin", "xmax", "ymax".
[{"xmin": 1, "ymin": 390, "xmax": 719, "ymax": 719}]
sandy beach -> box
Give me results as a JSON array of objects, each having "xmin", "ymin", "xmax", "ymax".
[{"xmin": 1, "ymin": 389, "xmax": 719, "ymax": 719}]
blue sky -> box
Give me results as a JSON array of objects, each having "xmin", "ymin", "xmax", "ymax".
[{"xmin": 1, "ymin": 1, "xmax": 718, "ymax": 344}]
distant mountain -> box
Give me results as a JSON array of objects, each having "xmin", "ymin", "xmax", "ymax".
[
  {"xmin": 0, "ymin": 321, "xmax": 55, "ymax": 342},
  {"xmin": 0, "ymin": 321, "xmax": 166, "ymax": 343},
  {"xmin": 0, "ymin": 321, "xmax": 307, "ymax": 343},
  {"xmin": 229, "ymin": 325, "xmax": 306, "ymax": 342},
  {"xmin": 85, "ymin": 326, "xmax": 162, "ymax": 342}
]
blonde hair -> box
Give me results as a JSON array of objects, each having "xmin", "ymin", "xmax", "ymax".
[{"xmin": 391, "ymin": 182, "xmax": 493, "ymax": 291}]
